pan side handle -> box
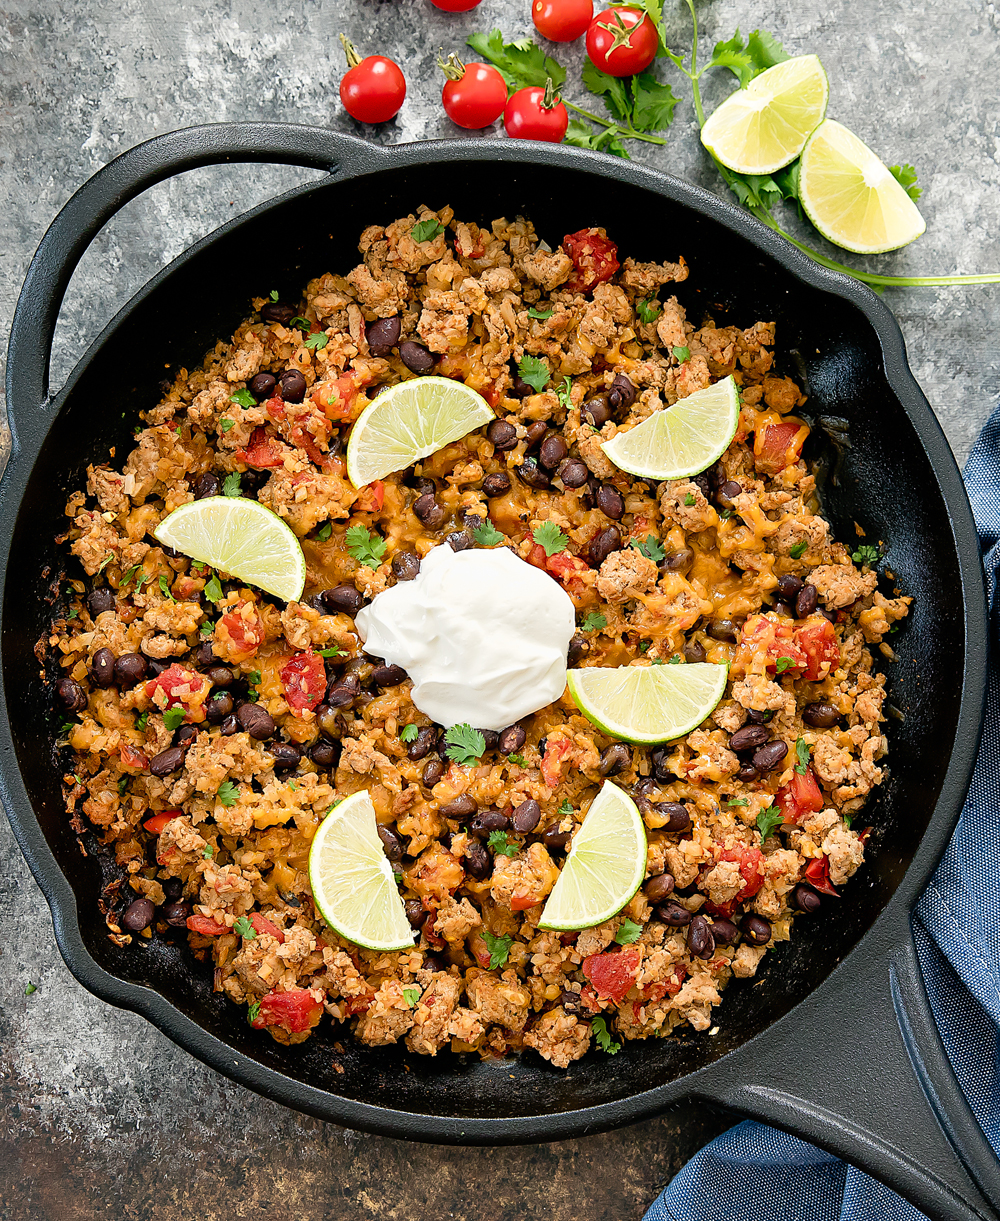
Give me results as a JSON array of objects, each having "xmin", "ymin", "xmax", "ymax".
[
  {"xmin": 3, "ymin": 122, "xmax": 387, "ymax": 454},
  {"xmin": 693, "ymin": 919, "xmax": 1000, "ymax": 1221}
]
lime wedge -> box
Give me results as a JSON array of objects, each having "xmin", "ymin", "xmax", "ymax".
[
  {"xmin": 566, "ymin": 662, "xmax": 728, "ymax": 744},
  {"xmin": 346, "ymin": 375, "xmax": 495, "ymax": 487},
  {"xmin": 798, "ymin": 119, "xmax": 926, "ymax": 254},
  {"xmin": 153, "ymin": 496, "xmax": 306, "ymax": 603},
  {"xmin": 538, "ymin": 781, "xmax": 647, "ymax": 932},
  {"xmin": 701, "ymin": 54, "xmax": 829, "ymax": 175},
  {"xmin": 601, "ymin": 375, "xmax": 740, "ymax": 480},
  {"xmin": 308, "ymin": 790, "xmax": 414, "ymax": 952}
]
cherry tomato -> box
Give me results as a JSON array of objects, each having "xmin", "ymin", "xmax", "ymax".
[
  {"xmin": 441, "ymin": 59, "xmax": 507, "ymax": 129},
  {"xmin": 503, "ymin": 84, "xmax": 569, "ymax": 143},
  {"xmin": 533, "ymin": 0, "xmax": 593, "ymax": 42},
  {"xmin": 339, "ymin": 35, "xmax": 406, "ymax": 124},
  {"xmin": 586, "ymin": 6, "xmax": 657, "ymax": 76},
  {"xmin": 430, "ymin": 0, "xmax": 481, "ymax": 8}
]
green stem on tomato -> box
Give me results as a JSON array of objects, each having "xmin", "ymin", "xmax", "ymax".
[{"xmin": 563, "ymin": 99, "xmax": 666, "ymax": 146}]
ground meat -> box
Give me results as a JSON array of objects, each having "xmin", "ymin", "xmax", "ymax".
[
  {"xmin": 405, "ymin": 973, "xmax": 463, "ymax": 1055},
  {"xmin": 520, "ymin": 247, "xmax": 574, "ymax": 290},
  {"xmin": 659, "ymin": 479, "xmax": 717, "ymax": 532},
  {"xmin": 356, "ymin": 979, "xmax": 416, "ymax": 1046},
  {"xmin": 809, "ymin": 563, "xmax": 879, "ymax": 609},
  {"xmin": 491, "ymin": 844, "xmax": 560, "ymax": 911},
  {"xmin": 433, "ymin": 895, "xmax": 481, "ymax": 944},
  {"xmin": 596, "ymin": 548, "xmax": 659, "ymax": 603},
  {"xmin": 524, "ymin": 1007, "xmax": 592, "ymax": 1067},
  {"xmin": 466, "ymin": 971, "xmax": 531, "ymax": 1033}
]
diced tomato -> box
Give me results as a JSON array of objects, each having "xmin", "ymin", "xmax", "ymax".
[
  {"xmin": 510, "ymin": 895, "xmax": 543, "ymax": 913},
  {"xmin": 527, "ymin": 542, "xmax": 549, "ymax": 571},
  {"xmin": 186, "ymin": 914, "xmax": 228, "ymax": 936},
  {"xmin": 546, "ymin": 550, "xmax": 591, "ymax": 598},
  {"xmin": 579, "ymin": 984, "xmax": 602, "ymax": 1013},
  {"xmin": 562, "ymin": 228, "xmax": 620, "ymax": 294},
  {"xmin": 119, "ymin": 743, "xmax": 149, "ymax": 772},
  {"xmin": 582, "ymin": 946, "xmax": 640, "ymax": 1005},
  {"xmin": 237, "ymin": 425, "xmax": 285, "ymax": 469},
  {"xmin": 796, "ymin": 616, "xmax": 840, "ymax": 681},
  {"xmin": 353, "ymin": 480, "xmax": 385, "ymax": 514},
  {"xmin": 469, "ymin": 929, "xmax": 493, "ymax": 969},
  {"xmin": 251, "ymin": 988, "xmax": 325, "ymax": 1034},
  {"xmin": 804, "ymin": 855, "xmax": 840, "ymax": 897},
  {"xmin": 280, "ymin": 651, "xmax": 327, "ymax": 714},
  {"xmin": 776, "ymin": 767, "xmax": 825, "ymax": 824},
  {"xmin": 733, "ymin": 612, "xmax": 807, "ymax": 678},
  {"xmin": 704, "ymin": 845, "xmax": 766, "ymax": 918},
  {"xmin": 143, "ymin": 810, "xmax": 181, "ymax": 834},
  {"xmin": 345, "ymin": 992, "xmax": 374, "ymax": 1017},
  {"xmin": 540, "ymin": 737, "xmax": 572, "ymax": 788},
  {"xmin": 754, "ymin": 419, "xmax": 807, "ymax": 474},
  {"xmin": 215, "ymin": 601, "xmax": 265, "ymax": 664},
  {"xmin": 145, "ymin": 664, "xmax": 212, "ymax": 723},
  {"xmin": 665, "ymin": 964, "xmax": 687, "ymax": 997},
  {"xmin": 249, "ymin": 913, "xmax": 285, "ymax": 943},
  {"xmin": 313, "ymin": 372, "xmax": 366, "ymax": 423}
]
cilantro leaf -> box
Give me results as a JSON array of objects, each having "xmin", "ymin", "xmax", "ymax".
[
  {"xmin": 757, "ymin": 804, "xmax": 785, "ymax": 843},
  {"xmin": 466, "ymin": 29, "xmax": 567, "ymax": 91},
  {"xmin": 403, "ymin": 987, "xmax": 420, "ymax": 1006},
  {"xmin": 795, "ymin": 737, "xmax": 811, "ymax": 775},
  {"xmin": 517, "ymin": 354, "xmax": 550, "ymax": 393},
  {"xmin": 745, "ymin": 29, "xmax": 790, "ymax": 72},
  {"xmin": 706, "ymin": 32, "xmax": 755, "ymax": 87},
  {"xmin": 727, "ymin": 171, "xmax": 785, "ymax": 213},
  {"xmin": 582, "ymin": 60, "xmax": 632, "ymax": 125},
  {"xmin": 203, "ymin": 574, "xmax": 224, "ymax": 603},
  {"xmin": 219, "ymin": 417, "xmax": 235, "ymax": 433},
  {"xmin": 591, "ymin": 1015, "xmax": 620, "ymax": 1054},
  {"xmin": 400, "ymin": 723, "xmax": 419, "ymax": 744},
  {"xmin": 629, "ymin": 72, "xmax": 678, "ymax": 133},
  {"xmin": 217, "ymin": 780, "xmax": 239, "ymax": 807},
  {"xmin": 412, "ymin": 217, "xmax": 445, "ymax": 243},
  {"xmin": 345, "ymin": 524, "xmax": 387, "ymax": 570},
  {"xmin": 563, "ymin": 119, "xmax": 630, "ymax": 160},
  {"xmin": 483, "ymin": 930, "xmax": 514, "ymax": 969},
  {"xmin": 247, "ymin": 999, "xmax": 261, "ymax": 1023},
  {"xmin": 890, "ymin": 163, "xmax": 922, "ymax": 202},
  {"xmin": 788, "ymin": 541, "xmax": 808, "ymax": 559},
  {"xmin": 636, "ymin": 298, "xmax": 661, "ymax": 324},
  {"xmin": 507, "ymin": 753, "xmax": 527, "ymax": 766},
  {"xmin": 315, "ymin": 521, "xmax": 333, "ymax": 542},
  {"xmin": 726, "ymin": 797, "xmax": 748, "ymax": 808},
  {"xmin": 558, "ymin": 798, "xmax": 574, "ymax": 817},
  {"xmin": 672, "ymin": 345, "xmax": 691, "ymax": 362},
  {"xmin": 117, "ymin": 775, "xmax": 129, "ymax": 797},
  {"xmin": 667, "ymin": 655, "xmax": 682, "ymax": 664},
  {"xmin": 158, "ymin": 573, "xmax": 175, "ymax": 602},
  {"xmin": 202, "ymin": 843, "xmax": 215, "ymax": 858},
  {"xmin": 230, "ymin": 388, "xmax": 256, "ymax": 409},
  {"xmin": 444, "ymin": 723, "xmax": 486, "ymax": 765},
  {"xmin": 304, "ymin": 332, "xmax": 328, "ymax": 351},
  {"xmin": 615, "ymin": 918, "xmax": 643, "ymax": 945},
  {"xmin": 317, "ymin": 645, "xmax": 344, "ymax": 658},
  {"xmin": 852, "ymin": 544, "xmax": 880, "ymax": 565},
  {"xmin": 772, "ymin": 160, "xmax": 801, "ymax": 203},
  {"xmin": 473, "ymin": 520, "xmax": 504, "ymax": 547},
  {"xmin": 135, "ymin": 711, "xmax": 149, "ymax": 732},
  {"xmin": 581, "ymin": 611, "xmax": 607, "ymax": 632},
  {"xmin": 488, "ymin": 830, "xmax": 519, "ymax": 858},
  {"xmin": 632, "ymin": 534, "xmax": 666, "ymax": 562},
  {"xmin": 162, "ymin": 706, "xmax": 187, "ymax": 732},
  {"xmin": 233, "ymin": 915, "xmax": 256, "ymax": 939},
  {"xmin": 528, "ymin": 306, "xmax": 553, "ymax": 320},
  {"xmin": 532, "ymin": 521, "xmax": 569, "ymax": 557},
  {"xmin": 24, "ymin": 982, "xmax": 37, "ymax": 996},
  {"xmin": 269, "ymin": 290, "xmax": 279, "ymax": 302},
  {"xmin": 774, "ymin": 656, "xmax": 798, "ymax": 674},
  {"xmin": 289, "ymin": 315, "xmax": 311, "ymax": 330},
  {"xmin": 684, "ymin": 492, "xmax": 696, "ymax": 506},
  {"xmin": 222, "ymin": 472, "xmax": 242, "ymax": 498},
  {"xmin": 556, "ymin": 377, "xmax": 573, "ymax": 409}
]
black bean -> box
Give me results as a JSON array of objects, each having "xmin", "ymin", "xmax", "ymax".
[
  {"xmin": 729, "ymin": 724, "xmax": 772, "ymax": 753},
  {"xmin": 796, "ymin": 583, "xmax": 818, "ymax": 618},
  {"xmin": 524, "ymin": 422, "xmax": 548, "ymax": 448},
  {"xmin": 588, "ymin": 525, "xmax": 622, "ymax": 567},
  {"xmin": 558, "ymin": 459, "xmax": 589, "ymax": 489},
  {"xmin": 559, "ymin": 988, "xmax": 584, "ymax": 1015},
  {"xmin": 595, "ymin": 484, "xmax": 624, "ymax": 520},
  {"xmin": 464, "ymin": 841, "xmax": 491, "ymax": 880},
  {"xmin": 322, "ymin": 584, "xmax": 365, "ymax": 616},
  {"xmin": 487, "ymin": 419, "xmax": 518, "ymax": 451},
  {"xmin": 512, "ymin": 798, "xmax": 541, "ymax": 834},
  {"xmin": 777, "ymin": 574, "xmax": 803, "ymax": 600},
  {"xmin": 220, "ymin": 713, "xmax": 239, "ymax": 736},
  {"xmin": 707, "ymin": 619, "xmax": 739, "ymax": 643},
  {"xmin": 509, "ymin": 374, "xmax": 534, "ymax": 400},
  {"xmin": 607, "ymin": 373, "xmax": 637, "ymax": 412},
  {"xmin": 325, "ymin": 684, "xmax": 356, "ymax": 709},
  {"xmin": 644, "ymin": 872, "xmax": 675, "ymax": 904},
  {"xmin": 687, "ymin": 914, "xmax": 715, "ymax": 959},
  {"xmin": 740, "ymin": 913, "xmax": 772, "ymax": 945},
  {"xmin": 440, "ymin": 794, "xmax": 478, "ymax": 819},
  {"xmin": 582, "ymin": 394, "xmax": 611, "ymax": 427},
  {"xmin": 371, "ymin": 663, "xmax": 407, "ymax": 687},
  {"xmin": 567, "ymin": 633, "xmax": 586, "ymax": 666},
  {"xmin": 365, "ymin": 315, "xmax": 401, "ymax": 356},
  {"xmin": 408, "ymin": 726, "xmax": 438, "ymax": 761},
  {"xmin": 539, "ymin": 434, "xmax": 568, "ymax": 470},
  {"xmin": 261, "ymin": 302, "xmax": 294, "ymax": 325},
  {"xmin": 482, "ymin": 472, "xmax": 511, "ymax": 498},
  {"xmin": 422, "ymin": 954, "xmax": 446, "ymax": 973},
  {"xmin": 803, "ymin": 701, "xmax": 840, "ymax": 729},
  {"xmin": 543, "ymin": 825, "xmax": 573, "ymax": 850},
  {"xmin": 447, "ymin": 530, "xmax": 474, "ymax": 552},
  {"xmin": 310, "ymin": 739, "xmax": 338, "ymax": 767},
  {"xmin": 174, "ymin": 724, "xmax": 198, "ymax": 749},
  {"xmin": 206, "ymin": 665, "xmax": 233, "ymax": 688},
  {"xmin": 470, "ymin": 809, "xmax": 510, "ymax": 837},
  {"xmin": 658, "ymin": 802, "xmax": 692, "ymax": 832},
  {"xmin": 752, "ymin": 740, "xmax": 788, "ymax": 773},
  {"xmin": 819, "ymin": 607, "xmax": 837, "ymax": 624},
  {"xmin": 249, "ymin": 372, "xmax": 277, "ymax": 401},
  {"xmin": 499, "ymin": 725, "xmax": 526, "ymax": 755},
  {"xmin": 480, "ymin": 729, "xmax": 500, "ymax": 751},
  {"xmin": 422, "ymin": 758, "xmax": 444, "ymax": 787},
  {"xmin": 709, "ymin": 918, "xmax": 740, "ymax": 946},
  {"xmin": 599, "ymin": 743, "xmax": 630, "ymax": 777},
  {"xmin": 651, "ymin": 748, "xmax": 671, "ymax": 783},
  {"xmin": 516, "ymin": 458, "xmax": 550, "ymax": 490},
  {"xmin": 791, "ymin": 883, "xmax": 822, "ymax": 913},
  {"xmin": 747, "ymin": 709, "xmax": 774, "ymax": 725},
  {"xmin": 270, "ymin": 742, "xmax": 302, "ymax": 770},
  {"xmin": 662, "ymin": 548, "xmax": 694, "ymax": 574},
  {"xmin": 377, "ymin": 824, "xmax": 404, "ymax": 862},
  {"xmin": 656, "ymin": 901, "xmax": 693, "ymax": 927},
  {"xmin": 87, "ymin": 587, "xmax": 116, "ymax": 617},
  {"xmin": 411, "ymin": 476, "xmax": 436, "ymax": 497},
  {"xmin": 149, "ymin": 747, "xmax": 185, "ymax": 776},
  {"xmin": 90, "ymin": 648, "xmax": 116, "ymax": 688},
  {"xmin": 772, "ymin": 601, "xmax": 794, "ymax": 618},
  {"xmin": 162, "ymin": 877, "xmax": 183, "ymax": 902},
  {"xmin": 406, "ymin": 900, "xmax": 429, "ymax": 929},
  {"xmin": 413, "ymin": 493, "xmax": 447, "ymax": 529},
  {"xmin": 737, "ymin": 762, "xmax": 760, "ymax": 781},
  {"xmin": 121, "ymin": 897, "xmax": 156, "ymax": 932},
  {"xmin": 400, "ymin": 341, "xmax": 436, "ymax": 374},
  {"xmin": 57, "ymin": 678, "xmax": 88, "ymax": 712},
  {"xmin": 684, "ymin": 638, "xmax": 707, "ymax": 664},
  {"xmin": 194, "ymin": 640, "xmax": 216, "ymax": 668},
  {"xmin": 716, "ymin": 480, "xmax": 743, "ymax": 510},
  {"xmin": 279, "ymin": 369, "xmax": 306, "ymax": 403},
  {"xmin": 113, "ymin": 653, "xmax": 147, "ymax": 687},
  {"xmin": 237, "ymin": 703, "xmax": 275, "ymax": 740},
  {"xmin": 204, "ymin": 691, "xmax": 233, "ymax": 724},
  {"xmin": 392, "ymin": 551, "xmax": 421, "ymax": 582},
  {"xmin": 163, "ymin": 901, "xmax": 191, "ymax": 928}
]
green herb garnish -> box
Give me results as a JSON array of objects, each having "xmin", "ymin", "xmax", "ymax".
[
  {"xmin": 774, "ymin": 656, "xmax": 798, "ymax": 674},
  {"xmin": 345, "ymin": 524, "xmax": 387, "ymax": 570},
  {"xmin": 852, "ymin": 545, "xmax": 880, "ymax": 565},
  {"xmin": 24, "ymin": 982, "xmax": 37, "ymax": 997},
  {"xmin": 217, "ymin": 781, "xmax": 239, "ymax": 807},
  {"xmin": 483, "ymin": 930, "xmax": 513, "ymax": 969},
  {"xmin": 222, "ymin": 472, "xmax": 242, "ymax": 498},
  {"xmin": 316, "ymin": 645, "xmax": 344, "ymax": 658},
  {"xmin": 403, "ymin": 987, "xmax": 421, "ymax": 1006},
  {"xmin": 473, "ymin": 520, "xmax": 504, "ymax": 547},
  {"xmin": 412, "ymin": 217, "xmax": 445, "ymax": 243},
  {"xmin": 304, "ymin": 332, "xmax": 328, "ymax": 351},
  {"xmin": 203, "ymin": 574, "xmax": 224, "ymax": 603},
  {"xmin": 162, "ymin": 707, "xmax": 186, "ymax": 732},
  {"xmin": 684, "ymin": 492, "xmax": 696, "ymax": 506},
  {"xmin": 532, "ymin": 521, "xmax": 569, "ymax": 556},
  {"xmin": 528, "ymin": 306, "xmax": 554, "ymax": 320},
  {"xmin": 788, "ymin": 541, "xmax": 808, "ymax": 559},
  {"xmin": 159, "ymin": 574, "xmax": 175, "ymax": 602},
  {"xmin": 581, "ymin": 611, "xmax": 607, "ymax": 632},
  {"xmin": 636, "ymin": 298, "xmax": 661, "ymax": 324},
  {"xmin": 315, "ymin": 521, "xmax": 332, "ymax": 542},
  {"xmin": 488, "ymin": 831, "xmax": 519, "ymax": 858},
  {"xmin": 400, "ymin": 724, "xmax": 419, "ymax": 744},
  {"xmin": 444, "ymin": 723, "xmax": 486, "ymax": 765},
  {"xmin": 591, "ymin": 1015, "xmax": 620, "ymax": 1054},
  {"xmin": 795, "ymin": 737, "xmax": 811, "ymax": 775},
  {"xmin": 248, "ymin": 999, "xmax": 261, "ymax": 1023},
  {"xmin": 615, "ymin": 918, "xmax": 643, "ymax": 945},
  {"xmin": 672, "ymin": 345, "xmax": 691, "ymax": 362},
  {"xmin": 230, "ymin": 388, "xmax": 256, "ymax": 409},
  {"xmin": 517, "ymin": 354, "xmax": 551, "ymax": 393},
  {"xmin": 233, "ymin": 915, "xmax": 256, "ymax": 939},
  {"xmin": 757, "ymin": 804, "xmax": 785, "ymax": 843},
  {"xmin": 632, "ymin": 535, "xmax": 665, "ymax": 563}
]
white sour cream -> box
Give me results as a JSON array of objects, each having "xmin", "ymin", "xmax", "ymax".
[{"xmin": 354, "ymin": 543, "xmax": 575, "ymax": 731}]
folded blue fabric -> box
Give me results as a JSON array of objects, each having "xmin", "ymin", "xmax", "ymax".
[{"xmin": 645, "ymin": 404, "xmax": 1000, "ymax": 1221}]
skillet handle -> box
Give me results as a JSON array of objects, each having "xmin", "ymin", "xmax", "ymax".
[
  {"xmin": 4, "ymin": 121, "xmax": 386, "ymax": 443},
  {"xmin": 694, "ymin": 915, "xmax": 1000, "ymax": 1221}
]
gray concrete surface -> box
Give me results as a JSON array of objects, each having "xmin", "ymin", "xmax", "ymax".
[{"xmin": 1, "ymin": 0, "xmax": 997, "ymax": 1217}]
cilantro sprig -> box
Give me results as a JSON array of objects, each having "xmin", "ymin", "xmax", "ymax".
[
  {"xmin": 517, "ymin": 354, "xmax": 550, "ymax": 393},
  {"xmin": 473, "ymin": 520, "xmax": 504, "ymax": 547},
  {"xmin": 444, "ymin": 723, "xmax": 486, "ymax": 765},
  {"xmin": 852, "ymin": 544, "xmax": 880, "ymax": 566},
  {"xmin": 757, "ymin": 804, "xmax": 785, "ymax": 843},
  {"xmin": 412, "ymin": 217, "xmax": 445, "ymax": 243},
  {"xmin": 483, "ymin": 930, "xmax": 513, "ymax": 969},
  {"xmin": 234, "ymin": 915, "xmax": 257, "ymax": 939},
  {"xmin": 581, "ymin": 611, "xmax": 607, "ymax": 632},
  {"xmin": 400, "ymin": 724, "xmax": 419, "ymax": 744},
  {"xmin": 591, "ymin": 1015, "xmax": 621, "ymax": 1054},
  {"xmin": 615, "ymin": 918, "xmax": 643, "ymax": 945},
  {"xmin": 795, "ymin": 737, "xmax": 811, "ymax": 775},
  {"xmin": 346, "ymin": 524, "xmax": 387, "ymax": 570},
  {"xmin": 632, "ymin": 534, "xmax": 666, "ymax": 563},
  {"xmin": 162, "ymin": 707, "xmax": 186, "ymax": 732},
  {"xmin": 217, "ymin": 781, "xmax": 239, "ymax": 807},
  {"xmin": 532, "ymin": 521, "xmax": 569, "ymax": 557},
  {"xmin": 488, "ymin": 830, "xmax": 519, "ymax": 858}
]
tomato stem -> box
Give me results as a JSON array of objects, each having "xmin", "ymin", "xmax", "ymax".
[
  {"xmin": 339, "ymin": 33, "xmax": 362, "ymax": 70},
  {"xmin": 438, "ymin": 51, "xmax": 466, "ymax": 82},
  {"xmin": 542, "ymin": 76, "xmax": 560, "ymax": 110}
]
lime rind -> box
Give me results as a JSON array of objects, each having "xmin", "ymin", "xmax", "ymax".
[
  {"xmin": 538, "ymin": 781, "xmax": 647, "ymax": 932},
  {"xmin": 601, "ymin": 376, "xmax": 740, "ymax": 481},
  {"xmin": 308, "ymin": 790, "xmax": 414, "ymax": 952},
  {"xmin": 346, "ymin": 375, "xmax": 495, "ymax": 487},
  {"xmin": 153, "ymin": 496, "xmax": 306, "ymax": 603},
  {"xmin": 566, "ymin": 662, "xmax": 729, "ymax": 745}
]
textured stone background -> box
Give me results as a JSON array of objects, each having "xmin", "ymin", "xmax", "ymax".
[{"xmin": 1, "ymin": 0, "xmax": 998, "ymax": 1216}]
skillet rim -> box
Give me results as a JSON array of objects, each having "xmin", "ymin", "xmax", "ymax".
[{"xmin": 0, "ymin": 130, "xmax": 988, "ymax": 1143}]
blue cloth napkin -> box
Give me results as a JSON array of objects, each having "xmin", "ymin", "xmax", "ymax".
[{"xmin": 644, "ymin": 404, "xmax": 1000, "ymax": 1221}]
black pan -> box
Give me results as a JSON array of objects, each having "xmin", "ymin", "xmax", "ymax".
[{"xmin": 2, "ymin": 124, "xmax": 994, "ymax": 1221}]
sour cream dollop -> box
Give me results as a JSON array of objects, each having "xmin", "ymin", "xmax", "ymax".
[{"xmin": 354, "ymin": 544, "xmax": 576, "ymax": 731}]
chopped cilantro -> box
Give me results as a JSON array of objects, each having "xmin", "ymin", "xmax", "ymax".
[
  {"xmin": 528, "ymin": 306, "xmax": 553, "ymax": 320},
  {"xmin": 795, "ymin": 737, "xmax": 811, "ymax": 775},
  {"xmin": 558, "ymin": 798, "xmax": 574, "ymax": 818},
  {"xmin": 412, "ymin": 217, "xmax": 445, "ymax": 243},
  {"xmin": 219, "ymin": 417, "xmax": 236, "ymax": 433},
  {"xmin": 843, "ymin": 811, "xmax": 854, "ymax": 829},
  {"xmin": 639, "ymin": 640, "xmax": 651, "ymax": 653},
  {"xmin": 517, "ymin": 354, "xmax": 550, "ymax": 393},
  {"xmin": 135, "ymin": 711, "xmax": 149, "ymax": 732},
  {"xmin": 222, "ymin": 472, "xmax": 242, "ymax": 497},
  {"xmin": 636, "ymin": 298, "xmax": 661, "ymax": 324},
  {"xmin": 203, "ymin": 574, "xmax": 224, "ymax": 603},
  {"xmin": 488, "ymin": 830, "xmax": 519, "ymax": 858},
  {"xmin": 269, "ymin": 290, "xmax": 279, "ymax": 301},
  {"xmin": 315, "ymin": 521, "xmax": 333, "ymax": 542},
  {"xmin": 556, "ymin": 376, "xmax": 573, "ymax": 409},
  {"xmin": 852, "ymin": 545, "xmax": 880, "ymax": 566},
  {"xmin": 726, "ymin": 797, "xmax": 748, "ymax": 808},
  {"xmin": 289, "ymin": 315, "xmax": 311, "ymax": 330},
  {"xmin": 162, "ymin": 707, "xmax": 186, "ymax": 732},
  {"xmin": 393, "ymin": 870, "xmax": 403, "ymax": 884},
  {"xmin": 444, "ymin": 723, "xmax": 486, "ymax": 765},
  {"xmin": 532, "ymin": 521, "xmax": 569, "ymax": 557},
  {"xmin": 304, "ymin": 332, "xmax": 329, "ymax": 351},
  {"xmin": 117, "ymin": 776, "xmax": 128, "ymax": 797},
  {"xmin": 345, "ymin": 524, "xmax": 387, "ymax": 570},
  {"xmin": 788, "ymin": 541, "xmax": 808, "ymax": 559},
  {"xmin": 317, "ymin": 645, "xmax": 344, "ymax": 658},
  {"xmin": 774, "ymin": 656, "xmax": 798, "ymax": 674},
  {"xmin": 615, "ymin": 918, "xmax": 643, "ymax": 945},
  {"xmin": 66, "ymin": 605, "xmax": 78, "ymax": 620},
  {"xmin": 672, "ymin": 345, "xmax": 691, "ymax": 363},
  {"xmin": 507, "ymin": 753, "xmax": 527, "ymax": 767},
  {"xmin": 403, "ymin": 987, "xmax": 420, "ymax": 1006},
  {"xmin": 97, "ymin": 554, "xmax": 115, "ymax": 574},
  {"xmin": 247, "ymin": 999, "xmax": 261, "ymax": 1023},
  {"xmin": 757, "ymin": 804, "xmax": 785, "ymax": 843},
  {"xmin": 473, "ymin": 520, "xmax": 504, "ymax": 547},
  {"xmin": 202, "ymin": 844, "xmax": 215, "ymax": 858},
  {"xmin": 684, "ymin": 492, "xmax": 696, "ymax": 506},
  {"xmin": 24, "ymin": 982, "xmax": 37, "ymax": 997},
  {"xmin": 233, "ymin": 915, "xmax": 256, "ymax": 939},
  {"xmin": 400, "ymin": 723, "xmax": 419, "ymax": 744},
  {"xmin": 889, "ymin": 163, "xmax": 922, "ymax": 202},
  {"xmin": 230, "ymin": 388, "xmax": 256, "ymax": 409},
  {"xmin": 217, "ymin": 781, "xmax": 239, "ymax": 807},
  {"xmin": 199, "ymin": 622, "xmax": 214, "ymax": 637},
  {"xmin": 591, "ymin": 1015, "xmax": 620, "ymax": 1054},
  {"xmin": 632, "ymin": 534, "xmax": 665, "ymax": 563},
  {"xmin": 159, "ymin": 574, "xmax": 175, "ymax": 603},
  {"xmin": 719, "ymin": 508, "xmax": 734, "ymax": 521},
  {"xmin": 58, "ymin": 720, "xmax": 75, "ymax": 736},
  {"xmin": 667, "ymin": 655, "xmax": 682, "ymax": 664},
  {"xmin": 483, "ymin": 930, "xmax": 513, "ymax": 969},
  {"xmin": 581, "ymin": 611, "xmax": 607, "ymax": 632}
]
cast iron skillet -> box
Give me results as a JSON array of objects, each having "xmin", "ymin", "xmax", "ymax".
[{"xmin": 1, "ymin": 124, "xmax": 994, "ymax": 1220}]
